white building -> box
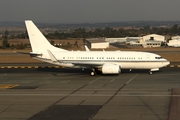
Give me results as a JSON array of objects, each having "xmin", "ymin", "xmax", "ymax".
[
  {"xmin": 126, "ymin": 37, "xmax": 142, "ymax": 44},
  {"xmin": 167, "ymin": 39, "xmax": 180, "ymax": 47},
  {"xmin": 85, "ymin": 38, "xmax": 109, "ymax": 49},
  {"xmin": 129, "ymin": 41, "xmax": 142, "ymax": 46},
  {"xmin": 105, "ymin": 38, "xmax": 126, "ymax": 43},
  {"xmin": 129, "ymin": 38, "xmax": 161, "ymax": 48},
  {"xmin": 143, "ymin": 34, "xmax": 165, "ymax": 42},
  {"xmin": 142, "ymin": 40, "xmax": 161, "ymax": 48},
  {"xmin": 171, "ymin": 36, "xmax": 180, "ymax": 40}
]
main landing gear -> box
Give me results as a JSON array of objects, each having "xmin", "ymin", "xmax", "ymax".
[
  {"xmin": 90, "ymin": 68, "xmax": 97, "ymax": 76},
  {"xmin": 90, "ymin": 68, "xmax": 101, "ymax": 76},
  {"xmin": 149, "ymin": 71, "xmax": 153, "ymax": 75},
  {"xmin": 81, "ymin": 68, "xmax": 98, "ymax": 76}
]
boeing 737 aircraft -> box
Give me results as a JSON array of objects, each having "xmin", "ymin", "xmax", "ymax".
[{"xmin": 25, "ymin": 20, "xmax": 170, "ymax": 76}]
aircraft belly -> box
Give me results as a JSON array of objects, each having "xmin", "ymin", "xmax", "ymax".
[{"xmin": 120, "ymin": 62, "xmax": 163, "ymax": 69}]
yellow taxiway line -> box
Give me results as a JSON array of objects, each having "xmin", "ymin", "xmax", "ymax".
[{"xmin": 0, "ymin": 84, "xmax": 19, "ymax": 89}]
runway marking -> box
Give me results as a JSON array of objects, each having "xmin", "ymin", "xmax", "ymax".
[
  {"xmin": 0, "ymin": 104, "xmax": 13, "ymax": 115},
  {"xmin": 88, "ymin": 76, "xmax": 103, "ymax": 84},
  {"xmin": 39, "ymin": 76, "xmax": 104, "ymax": 110},
  {"xmin": 0, "ymin": 73, "xmax": 7, "ymax": 76},
  {"xmin": 48, "ymin": 66, "xmax": 52, "ymax": 68},
  {"xmin": 125, "ymin": 74, "xmax": 138, "ymax": 84},
  {"xmin": 78, "ymin": 100, "xmax": 85, "ymax": 105},
  {"xmin": 20, "ymin": 80, "xmax": 34, "ymax": 84},
  {"xmin": 158, "ymin": 74, "xmax": 180, "ymax": 76},
  {"xmin": 0, "ymin": 84, "xmax": 19, "ymax": 89},
  {"xmin": 55, "ymin": 66, "xmax": 60, "ymax": 68},
  {"xmin": 58, "ymin": 80, "xmax": 70, "ymax": 83},
  {"xmin": 170, "ymin": 65, "xmax": 174, "ymax": 67},
  {"xmin": 0, "ymin": 94, "xmax": 175, "ymax": 97},
  {"xmin": 102, "ymin": 84, "xmax": 107, "ymax": 88},
  {"xmin": 27, "ymin": 66, "xmax": 32, "ymax": 68},
  {"xmin": 110, "ymin": 79, "xmax": 115, "ymax": 82},
  {"xmin": 14, "ymin": 66, "xmax": 18, "ymax": 68},
  {"xmin": 34, "ymin": 66, "xmax": 39, "ymax": 68},
  {"xmin": 104, "ymin": 74, "xmax": 138, "ymax": 105},
  {"xmin": 92, "ymin": 91, "xmax": 98, "ymax": 95}
]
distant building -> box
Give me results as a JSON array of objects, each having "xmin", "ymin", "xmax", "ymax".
[
  {"xmin": 142, "ymin": 40, "xmax": 161, "ymax": 48},
  {"xmin": 105, "ymin": 38, "xmax": 126, "ymax": 43},
  {"xmin": 126, "ymin": 37, "xmax": 142, "ymax": 44},
  {"xmin": 167, "ymin": 39, "xmax": 180, "ymax": 47},
  {"xmin": 129, "ymin": 41, "xmax": 142, "ymax": 46},
  {"xmin": 143, "ymin": 34, "xmax": 165, "ymax": 42},
  {"xmin": 171, "ymin": 36, "xmax": 180, "ymax": 40},
  {"xmin": 129, "ymin": 38, "xmax": 161, "ymax": 48},
  {"xmin": 85, "ymin": 38, "xmax": 109, "ymax": 49}
]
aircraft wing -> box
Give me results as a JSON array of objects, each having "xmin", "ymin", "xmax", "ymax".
[
  {"xmin": 71, "ymin": 61, "xmax": 103, "ymax": 68},
  {"xmin": 70, "ymin": 61, "xmax": 103, "ymax": 66},
  {"xmin": 47, "ymin": 50, "xmax": 103, "ymax": 67}
]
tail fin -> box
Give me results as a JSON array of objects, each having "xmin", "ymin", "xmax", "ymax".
[{"xmin": 25, "ymin": 20, "xmax": 67, "ymax": 53}]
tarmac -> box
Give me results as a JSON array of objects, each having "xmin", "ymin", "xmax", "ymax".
[{"xmin": 0, "ymin": 66, "xmax": 180, "ymax": 120}]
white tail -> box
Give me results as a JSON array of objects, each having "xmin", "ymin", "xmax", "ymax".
[{"xmin": 25, "ymin": 20, "xmax": 67, "ymax": 53}]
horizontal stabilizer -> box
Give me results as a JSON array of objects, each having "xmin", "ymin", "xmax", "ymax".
[
  {"xmin": 47, "ymin": 50, "xmax": 58, "ymax": 62},
  {"xmin": 15, "ymin": 51, "xmax": 42, "ymax": 57},
  {"xmin": 85, "ymin": 45, "xmax": 90, "ymax": 51}
]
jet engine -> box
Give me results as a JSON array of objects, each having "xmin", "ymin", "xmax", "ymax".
[{"xmin": 101, "ymin": 64, "xmax": 121, "ymax": 74}]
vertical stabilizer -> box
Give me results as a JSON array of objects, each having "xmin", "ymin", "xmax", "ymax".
[{"xmin": 25, "ymin": 20, "xmax": 66, "ymax": 53}]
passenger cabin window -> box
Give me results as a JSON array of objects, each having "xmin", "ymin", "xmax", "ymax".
[{"xmin": 155, "ymin": 57, "xmax": 163, "ymax": 59}]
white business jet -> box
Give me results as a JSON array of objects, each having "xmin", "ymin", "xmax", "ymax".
[{"xmin": 25, "ymin": 20, "xmax": 170, "ymax": 76}]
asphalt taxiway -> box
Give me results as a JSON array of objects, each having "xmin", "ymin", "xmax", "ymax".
[{"xmin": 0, "ymin": 67, "xmax": 180, "ymax": 120}]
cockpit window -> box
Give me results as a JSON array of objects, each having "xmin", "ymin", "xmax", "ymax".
[{"xmin": 155, "ymin": 57, "xmax": 163, "ymax": 59}]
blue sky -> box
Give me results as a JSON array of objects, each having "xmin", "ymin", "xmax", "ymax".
[{"xmin": 1, "ymin": 0, "xmax": 180, "ymax": 23}]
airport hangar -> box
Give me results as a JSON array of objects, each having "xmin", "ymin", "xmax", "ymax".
[
  {"xmin": 105, "ymin": 34, "xmax": 165, "ymax": 48},
  {"xmin": 168, "ymin": 36, "xmax": 180, "ymax": 46},
  {"xmin": 85, "ymin": 38, "xmax": 109, "ymax": 49},
  {"xmin": 85, "ymin": 34, "xmax": 165, "ymax": 49}
]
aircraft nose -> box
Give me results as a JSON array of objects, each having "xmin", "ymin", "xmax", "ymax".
[{"xmin": 164, "ymin": 60, "xmax": 170, "ymax": 66}]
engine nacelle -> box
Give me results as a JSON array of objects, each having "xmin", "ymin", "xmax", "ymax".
[{"xmin": 102, "ymin": 64, "xmax": 121, "ymax": 74}]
